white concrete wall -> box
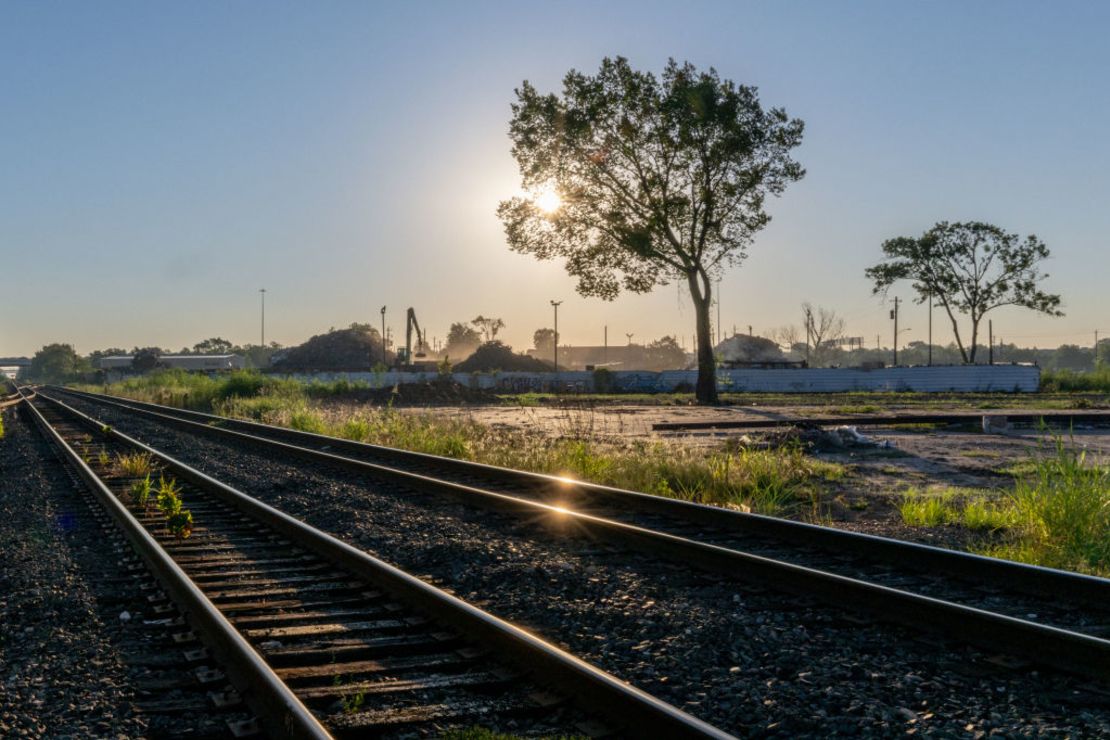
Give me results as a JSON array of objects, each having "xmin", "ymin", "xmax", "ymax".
[{"xmin": 273, "ymin": 364, "xmax": 1040, "ymax": 393}]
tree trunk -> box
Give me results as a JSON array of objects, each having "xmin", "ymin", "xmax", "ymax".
[
  {"xmin": 687, "ymin": 271, "xmax": 718, "ymax": 404},
  {"xmin": 968, "ymin": 316, "xmax": 980, "ymax": 364},
  {"xmin": 941, "ymin": 303, "xmax": 969, "ymax": 364}
]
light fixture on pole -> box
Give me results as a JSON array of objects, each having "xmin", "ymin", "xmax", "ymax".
[
  {"xmin": 259, "ymin": 288, "xmax": 266, "ymax": 347},
  {"xmin": 550, "ymin": 300, "xmax": 563, "ymax": 373}
]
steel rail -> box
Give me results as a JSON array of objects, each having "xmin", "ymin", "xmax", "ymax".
[
  {"xmin": 46, "ymin": 389, "xmax": 1110, "ymax": 683},
  {"xmin": 32, "ymin": 391, "xmax": 731, "ymax": 739},
  {"xmin": 651, "ymin": 411, "xmax": 1110, "ymax": 431},
  {"xmin": 56, "ymin": 386, "xmax": 1110, "ymax": 607},
  {"xmin": 18, "ymin": 389, "xmax": 332, "ymax": 740}
]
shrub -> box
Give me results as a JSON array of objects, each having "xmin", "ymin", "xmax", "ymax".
[
  {"xmin": 1002, "ymin": 435, "xmax": 1109, "ymax": 574},
  {"xmin": 592, "ymin": 368, "xmax": 615, "ymax": 393},
  {"xmin": 1040, "ymin": 367, "xmax": 1110, "ymax": 393},
  {"xmin": 117, "ymin": 452, "xmax": 154, "ymax": 477},
  {"xmin": 131, "ymin": 474, "xmax": 153, "ymax": 509}
]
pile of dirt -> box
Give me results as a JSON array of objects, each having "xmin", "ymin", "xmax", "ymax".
[
  {"xmin": 273, "ymin": 325, "xmax": 392, "ymax": 370},
  {"xmin": 453, "ymin": 342, "xmax": 552, "ymax": 373}
]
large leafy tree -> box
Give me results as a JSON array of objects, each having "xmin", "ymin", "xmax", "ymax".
[
  {"xmin": 25, "ymin": 343, "xmax": 89, "ymax": 383},
  {"xmin": 498, "ymin": 57, "xmax": 804, "ymax": 403},
  {"xmin": 866, "ymin": 221, "xmax": 1062, "ymax": 364}
]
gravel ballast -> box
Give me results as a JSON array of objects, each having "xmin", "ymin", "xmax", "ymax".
[
  {"xmin": 0, "ymin": 406, "xmax": 147, "ymax": 738},
  {"xmin": 48, "ymin": 398, "xmax": 1110, "ymax": 736}
]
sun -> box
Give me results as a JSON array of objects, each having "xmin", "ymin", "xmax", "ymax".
[{"xmin": 532, "ymin": 183, "xmax": 562, "ymax": 214}]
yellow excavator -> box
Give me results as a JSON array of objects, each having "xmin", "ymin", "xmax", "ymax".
[{"xmin": 396, "ymin": 307, "xmax": 434, "ymax": 370}]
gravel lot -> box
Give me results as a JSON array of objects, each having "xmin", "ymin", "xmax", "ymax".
[
  {"xmin": 0, "ymin": 407, "xmax": 147, "ymax": 738},
  {"xmin": 61, "ymin": 397, "xmax": 1110, "ymax": 737}
]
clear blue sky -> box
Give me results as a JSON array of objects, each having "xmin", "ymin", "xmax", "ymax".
[{"xmin": 3, "ymin": 0, "xmax": 1108, "ymax": 357}]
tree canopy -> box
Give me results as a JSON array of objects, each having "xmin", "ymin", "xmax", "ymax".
[
  {"xmin": 471, "ymin": 316, "xmax": 505, "ymax": 343},
  {"xmin": 24, "ymin": 343, "xmax": 88, "ymax": 383},
  {"xmin": 445, "ymin": 322, "xmax": 482, "ymax": 358},
  {"xmin": 866, "ymin": 221, "xmax": 1062, "ymax": 363},
  {"xmin": 192, "ymin": 337, "xmax": 234, "ymax": 354},
  {"xmin": 498, "ymin": 56, "xmax": 804, "ymax": 402}
]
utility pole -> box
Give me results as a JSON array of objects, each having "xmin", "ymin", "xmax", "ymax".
[
  {"xmin": 890, "ymin": 296, "xmax": 900, "ymax": 366},
  {"xmin": 803, "ymin": 306, "xmax": 813, "ymax": 365},
  {"xmin": 927, "ymin": 295, "xmax": 933, "ymax": 367},
  {"xmin": 550, "ymin": 300, "xmax": 562, "ymax": 373},
  {"xmin": 1096, "ymin": 330, "xmax": 1100, "ymax": 370},
  {"xmin": 380, "ymin": 306, "xmax": 387, "ymax": 366},
  {"xmin": 748, "ymin": 325, "xmax": 753, "ymax": 337},
  {"xmin": 604, "ymin": 325, "xmax": 608, "ymax": 365},
  {"xmin": 259, "ymin": 289, "xmax": 266, "ymax": 347},
  {"xmin": 988, "ymin": 320, "xmax": 994, "ymax": 365}
]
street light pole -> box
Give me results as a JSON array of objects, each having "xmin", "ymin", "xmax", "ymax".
[
  {"xmin": 259, "ymin": 288, "xmax": 266, "ymax": 347},
  {"xmin": 550, "ymin": 300, "xmax": 562, "ymax": 373},
  {"xmin": 891, "ymin": 296, "xmax": 900, "ymax": 366},
  {"xmin": 380, "ymin": 306, "xmax": 387, "ymax": 367}
]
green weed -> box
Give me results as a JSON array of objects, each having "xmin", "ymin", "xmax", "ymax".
[
  {"xmin": 166, "ymin": 509, "xmax": 194, "ymax": 539},
  {"xmin": 898, "ymin": 489, "xmax": 957, "ymax": 527},
  {"xmin": 131, "ymin": 474, "xmax": 153, "ymax": 509},
  {"xmin": 157, "ymin": 475, "xmax": 183, "ymax": 517},
  {"xmin": 117, "ymin": 451, "xmax": 154, "ymax": 477},
  {"xmin": 997, "ymin": 435, "xmax": 1109, "ymax": 574}
]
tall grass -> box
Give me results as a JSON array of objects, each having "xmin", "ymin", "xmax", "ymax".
[
  {"xmin": 1040, "ymin": 366, "xmax": 1110, "ymax": 393},
  {"xmin": 898, "ymin": 438, "xmax": 1109, "ymax": 575},
  {"xmin": 85, "ymin": 372, "xmax": 845, "ymax": 516},
  {"xmin": 991, "ymin": 435, "xmax": 1109, "ymax": 574}
]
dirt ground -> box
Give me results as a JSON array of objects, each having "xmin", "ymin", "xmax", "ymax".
[{"xmin": 398, "ymin": 401, "xmax": 1110, "ymax": 544}]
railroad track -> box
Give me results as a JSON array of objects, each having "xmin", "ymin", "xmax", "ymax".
[
  {"xmin": 53, "ymin": 387, "xmax": 1110, "ymax": 685},
  {"xmin": 1, "ymin": 379, "xmax": 28, "ymax": 408},
  {"xmin": 19, "ymin": 389, "xmax": 728, "ymax": 739}
]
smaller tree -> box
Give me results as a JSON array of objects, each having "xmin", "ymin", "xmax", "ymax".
[
  {"xmin": 192, "ymin": 337, "xmax": 234, "ymax": 355},
  {"xmin": 866, "ymin": 221, "xmax": 1062, "ymax": 364},
  {"xmin": 87, "ymin": 347, "xmax": 128, "ymax": 364},
  {"xmin": 26, "ymin": 343, "xmax": 88, "ymax": 383},
  {"xmin": 770, "ymin": 325, "xmax": 803, "ymax": 354},
  {"xmin": 445, "ymin": 322, "xmax": 482, "ymax": 358},
  {"xmin": 131, "ymin": 347, "xmax": 163, "ymax": 372},
  {"xmin": 644, "ymin": 335, "xmax": 687, "ymax": 369},
  {"xmin": 471, "ymin": 315, "xmax": 505, "ymax": 343},
  {"xmin": 533, "ymin": 328, "xmax": 556, "ymax": 361},
  {"xmin": 802, "ymin": 303, "xmax": 846, "ymax": 366}
]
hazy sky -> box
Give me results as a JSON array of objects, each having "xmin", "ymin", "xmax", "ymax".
[{"xmin": 3, "ymin": 1, "xmax": 1108, "ymax": 357}]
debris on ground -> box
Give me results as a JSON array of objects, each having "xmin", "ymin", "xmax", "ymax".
[{"xmin": 741, "ymin": 423, "xmax": 895, "ymax": 452}]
